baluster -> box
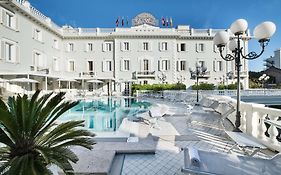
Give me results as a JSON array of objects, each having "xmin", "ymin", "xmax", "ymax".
[
  {"xmin": 257, "ymin": 113, "xmax": 267, "ymax": 140},
  {"xmin": 268, "ymin": 115, "xmax": 279, "ymax": 145}
]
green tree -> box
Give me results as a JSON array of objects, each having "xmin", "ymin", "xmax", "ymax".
[{"xmin": 0, "ymin": 91, "xmax": 95, "ymax": 175}]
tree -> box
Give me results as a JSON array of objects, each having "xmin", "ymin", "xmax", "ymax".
[{"xmin": 0, "ymin": 91, "xmax": 95, "ymax": 175}]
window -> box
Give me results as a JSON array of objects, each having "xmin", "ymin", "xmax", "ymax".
[
  {"xmin": 180, "ymin": 61, "xmax": 186, "ymax": 71},
  {"xmin": 6, "ymin": 13, "xmax": 12, "ymax": 28},
  {"xmin": 33, "ymin": 29, "xmax": 42, "ymax": 41},
  {"xmin": 68, "ymin": 60, "xmax": 75, "ymax": 72},
  {"xmin": 53, "ymin": 39, "xmax": 59, "ymax": 49},
  {"xmin": 88, "ymin": 61, "xmax": 94, "ymax": 72},
  {"xmin": 143, "ymin": 42, "xmax": 149, "ymax": 51},
  {"xmin": 5, "ymin": 43, "xmax": 12, "ymax": 61},
  {"xmin": 161, "ymin": 42, "xmax": 168, "ymax": 51},
  {"xmin": 53, "ymin": 58, "xmax": 59, "ymax": 71},
  {"xmin": 102, "ymin": 60, "xmax": 112, "ymax": 71},
  {"xmin": 198, "ymin": 61, "xmax": 205, "ymax": 67},
  {"xmin": 143, "ymin": 80, "xmax": 148, "ymax": 85},
  {"xmin": 197, "ymin": 43, "xmax": 205, "ymax": 52},
  {"xmin": 103, "ymin": 42, "xmax": 112, "ymax": 52},
  {"xmin": 2, "ymin": 40, "xmax": 18, "ymax": 63},
  {"xmin": 68, "ymin": 43, "xmax": 74, "ymax": 52},
  {"xmin": 217, "ymin": 61, "xmax": 223, "ymax": 71},
  {"xmin": 3, "ymin": 10, "xmax": 17, "ymax": 30},
  {"xmin": 88, "ymin": 43, "xmax": 93, "ymax": 51},
  {"xmin": 106, "ymin": 61, "xmax": 112, "ymax": 71},
  {"xmin": 143, "ymin": 59, "xmax": 149, "ymax": 71},
  {"xmin": 161, "ymin": 60, "xmax": 169, "ymax": 71},
  {"xmin": 124, "ymin": 42, "xmax": 129, "ymax": 51},
  {"xmin": 181, "ymin": 43, "xmax": 186, "ymax": 51},
  {"xmin": 33, "ymin": 52, "xmax": 45, "ymax": 68},
  {"xmin": 124, "ymin": 60, "xmax": 130, "ymax": 71}
]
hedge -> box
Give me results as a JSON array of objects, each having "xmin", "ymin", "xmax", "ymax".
[
  {"xmin": 192, "ymin": 83, "xmax": 215, "ymax": 90},
  {"xmin": 217, "ymin": 83, "xmax": 243, "ymax": 90},
  {"xmin": 132, "ymin": 83, "xmax": 186, "ymax": 93}
]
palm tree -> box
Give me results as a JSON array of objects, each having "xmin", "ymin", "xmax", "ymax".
[{"xmin": 0, "ymin": 91, "xmax": 95, "ymax": 175}]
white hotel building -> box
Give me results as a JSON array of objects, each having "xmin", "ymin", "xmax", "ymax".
[{"xmin": 0, "ymin": 0, "xmax": 249, "ymax": 95}]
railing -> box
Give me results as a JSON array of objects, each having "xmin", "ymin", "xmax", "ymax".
[
  {"xmin": 202, "ymin": 96, "xmax": 281, "ymax": 152},
  {"xmin": 137, "ymin": 89, "xmax": 281, "ymax": 152}
]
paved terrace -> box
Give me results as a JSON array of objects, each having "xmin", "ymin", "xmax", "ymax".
[{"xmin": 62, "ymin": 97, "xmax": 276, "ymax": 175}]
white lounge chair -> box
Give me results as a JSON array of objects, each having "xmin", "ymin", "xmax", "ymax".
[
  {"xmin": 182, "ymin": 147, "xmax": 281, "ymax": 175},
  {"xmin": 225, "ymin": 131, "xmax": 267, "ymax": 157}
]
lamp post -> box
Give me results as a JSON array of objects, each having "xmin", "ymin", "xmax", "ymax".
[
  {"xmin": 259, "ymin": 74, "xmax": 270, "ymax": 88},
  {"xmin": 189, "ymin": 62, "xmax": 208, "ymax": 104},
  {"xmin": 213, "ymin": 19, "xmax": 276, "ymax": 132},
  {"xmin": 158, "ymin": 71, "xmax": 167, "ymax": 97}
]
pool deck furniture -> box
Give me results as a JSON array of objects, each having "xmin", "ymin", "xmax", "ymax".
[
  {"xmin": 225, "ymin": 131, "xmax": 267, "ymax": 157},
  {"xmin": 182, "ymin": 147, "xmax": 281, "ymax": 175}
]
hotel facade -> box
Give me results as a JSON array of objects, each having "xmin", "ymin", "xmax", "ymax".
[{"xmin": 0, "ymin": 0, "xmax": 250, "ymax": 95}]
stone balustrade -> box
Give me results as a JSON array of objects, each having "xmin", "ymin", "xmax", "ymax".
[{"xmin": 137, "ymin": 89, "xmax": 281, "ymax": 152}]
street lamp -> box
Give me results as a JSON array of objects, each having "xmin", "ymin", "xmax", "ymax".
[
  {"xmin": 213, "ymin": 19, "xmax": 276, "ymax": 132},
  {"xmin": 259, "ymin": 73, "xmax": 270, "ymax": 88},
  {"xmin": 189, "ymin": 62, "xmax": 208, "ymax": 105},
  {"xmin": 158, "ymin": 71, "xmax": 167, "ymax": 84}
]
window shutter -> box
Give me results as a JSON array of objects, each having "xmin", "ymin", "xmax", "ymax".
[
  {"xmin": 0, "ymin": 9, "xmax": 2, "ymax": 24},
  {"xmin": 139, "ymin": 59, "xmax": 142, "ymax": 71},
  {"xmin": 149, "ymin": 42, "xmax": 152, "ymax": 51},
  {"xmin": 177, "ymin": 44, "xmax": 180, "ymax": 52},
  {"xmin": 102, "ymin": 43, "xmax": 105, "ymax": 52},
  {"xmin": 159, "ymin": 42, "xmax": 162, "ymax": 51},
  {"xmin": 158, "ymin": 60, "xmax": 161, "ymax": 71},
  {"xmin": 120, "ymin": 59, "xmax": 123, "ymax": 71},
  {"xmin": 168, "ymin": 60, "xmax": 170, "ymax": 70},
  {"xmin": 149, "ymin": 59, "xmax": 153, "ymax": 71},
  {"xmin": 196, "ymin": 43, "xmax": 198, "ymax": 52},
  {"xmin": 1, "ymin": 10, "xmax": 6, "ymax": 25},
  {"xmin": 16, "ymin": 45, "xmax": 19, "ymax": 63},
  {"xmin": 102, "ymin": 60, "xmax": 106, "ymax": 72},
  {"xmin": 0, "ymin": 41, "xmax": 5, "ymax": 60},
  {"xmin": 176, "ymin": 61, "xmax": 179, "ymax": 71},
  {"xmin": 120, "ymin": 42, "xmax": 123, "ymax": 51},
  {"xmin": 85, "ymin": 43, "xmax": 88, "ymax": 52},
  {"xmin": 213, "ymin": 61, "xmax": 216, "ymax": 72},
  {"xmin": 15, "ymin": 16, "xmax": 19, "ymax": 31}
]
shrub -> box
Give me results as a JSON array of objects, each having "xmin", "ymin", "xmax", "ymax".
[
  {"xmin": 132, "ymin": 83, "xmax": 186, "ymax": 93},
  {"xmin": 192, "ymin": 83, "xmax": 215, "ymax": 90}
]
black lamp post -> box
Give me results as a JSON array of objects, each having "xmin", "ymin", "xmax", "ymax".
[
  {"xmin": 158, "ymin": 71, "xmax": 167, "ymax": 97},
  {"xmin": 190, "ymin": 62, "xmax": 207, "ymax": 104},
  {"xmin": 213, "ymin": 19, "xmax": 276, "ymax": 132}
]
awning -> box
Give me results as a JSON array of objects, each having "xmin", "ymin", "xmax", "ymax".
[
  {"xmin": 9, "ymin": 78, "xmax": 39, "ymax": 83},
  {"xmin": 87, "ymin": 79, "xmax": 103, "ymax": 83},
  {"xmin": 57, "ymin": 78, "xmax": 78, "ymax": 82}
]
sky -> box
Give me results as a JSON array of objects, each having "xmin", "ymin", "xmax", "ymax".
[{"xmin": 29, "ymin": 0, "xmax": 281, "ymax": 72}]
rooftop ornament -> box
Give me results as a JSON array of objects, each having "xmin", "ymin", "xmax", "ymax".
[{"xmin": 213, "ymin": 19, "xmax": 276, "ymax": 132}]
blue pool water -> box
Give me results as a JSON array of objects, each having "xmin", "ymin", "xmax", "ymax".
[{"xmin": 60, "ymin": 97, "xmax": 151, "ymax": 132}]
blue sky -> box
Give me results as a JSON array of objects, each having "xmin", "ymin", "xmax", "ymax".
[{"xmin": 29, "ymin": 0, "xmax": 281, "ymax": 71}]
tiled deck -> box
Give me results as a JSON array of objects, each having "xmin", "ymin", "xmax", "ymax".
[{"xmin": 121, "ymin": 98, "xmax": 275, "ymax": 175}]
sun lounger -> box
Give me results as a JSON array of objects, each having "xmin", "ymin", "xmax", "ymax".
[
  {"xmin": 225, "ymin": 131, "xmax": 267, "ymax": 157},
  {"xmin": 182, "ymin": 146, "xmax": 281, "ymax": 175}
]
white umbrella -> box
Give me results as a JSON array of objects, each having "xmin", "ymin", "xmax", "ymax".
[
  {"xmin": 87, "ymin": 79, "xmax": 103, "ymax": 83},
  {"xmin": 9, "ymin": 78, "xmax": 39, "ymax": 96},
  {"xmin": 0, "ymin": 78, "xmax": 8, "ymax": 83},
  {"xmin": 9, "ymin": 78, "xmax": 39, "ymax": 83},
  {"xmin": 57, "ymin": 78, "xmax": 78, "ymax": 82},
  {"xmin": 87, "ymin": 79, "xmax": 103, "ymax": 90}
]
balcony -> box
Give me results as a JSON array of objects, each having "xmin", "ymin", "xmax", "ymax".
[
  {"xmin": 79, "ymin": 71, "xmax": 96, "ymax": 78},
  {"xmin": 133, "ymin": 71, "xmax": 156, "ymax": 79}
]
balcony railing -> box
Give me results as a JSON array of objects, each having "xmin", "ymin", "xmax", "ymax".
[{"xmin": 133, "ymin": 71, "xmax": 156, "ymax": 79}]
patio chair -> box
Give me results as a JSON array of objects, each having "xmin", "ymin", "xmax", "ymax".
[
  {"xmin": 182, "ymin": 146, "xmax": 281, "ymax": 175},
  {"xmin": 225, "ymin": 131, "xmax": 267, "ymax": 157}
]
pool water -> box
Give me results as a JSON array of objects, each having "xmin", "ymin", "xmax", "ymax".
[{"xmin": 60, "ymin": 97, "xmax": 151, "ymax": 132}]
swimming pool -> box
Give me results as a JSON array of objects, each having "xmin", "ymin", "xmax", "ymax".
[{"xmin": 60, "ymin": 97, "xmax": 151, "ymax": 132}]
